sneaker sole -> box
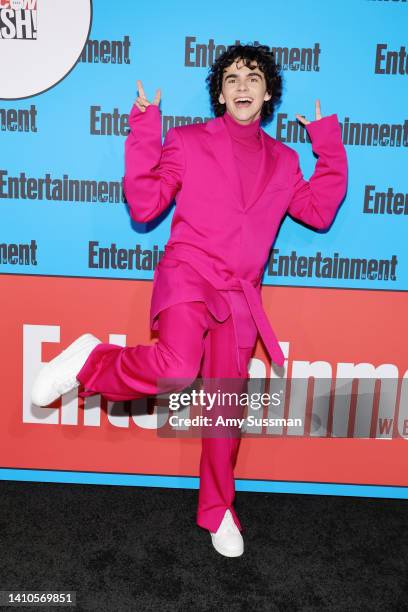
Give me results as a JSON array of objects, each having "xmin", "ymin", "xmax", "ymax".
[{"xmin": 211, "ymin": 536, "xmax": 244, "ymax": 557}]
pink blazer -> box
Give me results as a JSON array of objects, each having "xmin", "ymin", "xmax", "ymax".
[{"xmin": 123, "ymin": 104, "xmax": 348, "ymax": 372}]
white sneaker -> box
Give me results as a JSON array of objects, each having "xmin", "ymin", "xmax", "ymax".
[
  {"xmin": 210, "ymin": 509, "xmax": 244, "ymax": 557},
  {"xmin": 31, "ymin": 333, "xmax": 102, "ymax": 406}
]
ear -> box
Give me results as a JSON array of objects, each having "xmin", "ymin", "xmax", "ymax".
[
  {"xmin": 264, "ymin": 91, "xmax": 272, "ymax": 102},
  {"xmin": 219, "ymin": 92, "xmax": 225, "ymax": 105}
]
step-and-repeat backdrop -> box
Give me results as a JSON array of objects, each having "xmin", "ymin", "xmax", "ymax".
[{"xmin": 1, "ymin": 0, "xmax": 407, "ymax": 495}]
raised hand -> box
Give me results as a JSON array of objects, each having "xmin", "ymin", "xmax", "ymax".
[
  {"xmin": 134, "ymin": 79, "xmax": 161, "ymax": 112},
  {"xmin": 295, "ymin": 99, "xmax": 322, "ymax": 125}
]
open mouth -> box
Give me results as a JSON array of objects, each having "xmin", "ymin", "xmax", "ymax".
[{"xmin": 234, "ymin": 98, "xmax": 253, "ymax": 108}]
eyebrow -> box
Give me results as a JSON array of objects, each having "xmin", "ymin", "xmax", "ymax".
[{"xmin": 224, "ymin": 72, "xmax": 263, "ymax": 81}]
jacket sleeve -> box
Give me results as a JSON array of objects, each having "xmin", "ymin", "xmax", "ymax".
[
  {"xmin": 123, "ymin": 104, "xmax": 185, "ymax": 223},
  {"xmin": 287, "ymin": 114, "xmax": 348, "ymax": 230}
]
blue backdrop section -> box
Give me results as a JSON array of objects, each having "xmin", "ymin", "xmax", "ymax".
[
  {"xmin": 2, "ymin": 469, "xmax": 408, "ymax": 500},
  {"xmin": 1, "ymin": 0, "xmax": 407, "ymax": 289}
]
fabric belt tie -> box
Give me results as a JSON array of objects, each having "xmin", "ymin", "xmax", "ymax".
[
  {"xmin": 160, "ymin": 246, "xmax": 285, "ymax": 375},
  {"xmin": 212, "ymin": 276, "xmax": 285, "ymax": 375}
]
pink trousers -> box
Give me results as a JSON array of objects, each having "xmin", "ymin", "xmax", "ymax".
[{"xmin": 76, "ymin": 300, "xmax": 254, "ymax": 533}]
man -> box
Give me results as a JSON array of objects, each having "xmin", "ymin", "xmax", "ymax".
[{"xmin": 31, "ymin": 44, "xmax": 348, "ymax": 558}]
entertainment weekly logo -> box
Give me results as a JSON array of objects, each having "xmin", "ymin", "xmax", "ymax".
[
  {"xmin": 1, "ymin": 0, "xmax": 90, "ymax": 100},
  {"xmin": 0, "ymin": 0, "xmax": 37, "ymax": 40},
  {"xmin": 22, "ymin": 325, "xmax": 408, "ymax": 440}
]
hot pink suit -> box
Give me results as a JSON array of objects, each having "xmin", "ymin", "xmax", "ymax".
[{"xmin": 76, "ymin": 102, "xmax": 348, "ymax": 533}]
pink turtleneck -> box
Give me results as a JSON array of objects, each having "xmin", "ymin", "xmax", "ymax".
[{"xmin": 222, "ymin": 110, "xmax": 262, "ymax": 206}]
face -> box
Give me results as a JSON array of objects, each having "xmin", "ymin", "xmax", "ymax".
[{"xmin": 218, "ymin": 58, "xmax": 271, "ymax": 125}]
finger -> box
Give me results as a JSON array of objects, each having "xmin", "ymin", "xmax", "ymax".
[
  {"xmin": 134, "ymin": 100, "xmax": 146, "ymax": 112},
  {"xmin": 295, "ymin": 114, "xmax": 310, "ymax": 125},
  {"xmin": 134, "ymin": 97, "xmax": 149, "ymax": 112},
  {"xmin": 136, "ymin": 79, "xmax": 147, "ymax": 100},
  {"xmin": 316, "ymin": 99, "xmax": 322, "ymax": 120},
  {"xmin": 136, "ymin": 95, "xmax": 149, "ymax": 105},
  {"xmin": 152, "ymin": 88, "xmax": 161, "ymax": 106},
  {"xmin": 135, "ymin": 96, "xmax": 149, "ymax": 108}
]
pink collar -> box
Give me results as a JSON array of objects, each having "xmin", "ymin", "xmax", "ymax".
[{"xmin": 222, "ymin": 110, "xmax": 261, "ymax": 140}]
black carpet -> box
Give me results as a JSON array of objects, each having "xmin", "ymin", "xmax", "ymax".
[{"xmin": 0, "ymin": 480, "xmax": 406, "ymax": 611}]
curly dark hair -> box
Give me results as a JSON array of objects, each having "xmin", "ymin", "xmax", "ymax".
[{"xmin": 206, "ymin": 43, "xmax": 283, "ymax": 125}]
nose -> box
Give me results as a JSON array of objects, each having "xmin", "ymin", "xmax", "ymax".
[{"xmin": 236, "ymin": 82, "xmax": 249, "ymax": 93}]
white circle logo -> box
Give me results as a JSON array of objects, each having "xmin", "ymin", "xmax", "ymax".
[{"xmin": 0, "ymin": 0, "xmax": 92, "ymax": 99}]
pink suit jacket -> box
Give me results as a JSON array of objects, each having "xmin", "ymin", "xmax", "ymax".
[{"xmin": 123, "ymin": 104, "xmax": 348, "ymax": 373}]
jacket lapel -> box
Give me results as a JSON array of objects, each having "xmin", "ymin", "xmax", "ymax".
[
  {"xmin": 204, "ymin": 115, "xmax": 278, "ymax": 211},
  {"xmin": 204, "ymin": 117, "xmax": 244, "ymax": 208}
]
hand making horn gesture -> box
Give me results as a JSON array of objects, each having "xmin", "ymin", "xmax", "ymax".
[
  {"xmin": 134, "ymin": 79, "xmax": 161, "ymax": 112},
  {"xmin": 295, "ymin": 99, "xmax": 323, "ymax": 125}
]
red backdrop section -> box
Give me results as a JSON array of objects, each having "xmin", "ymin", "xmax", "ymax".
[{"xmin": 1, "ymin": 274, "xmax": 407, "ymax": 486}]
